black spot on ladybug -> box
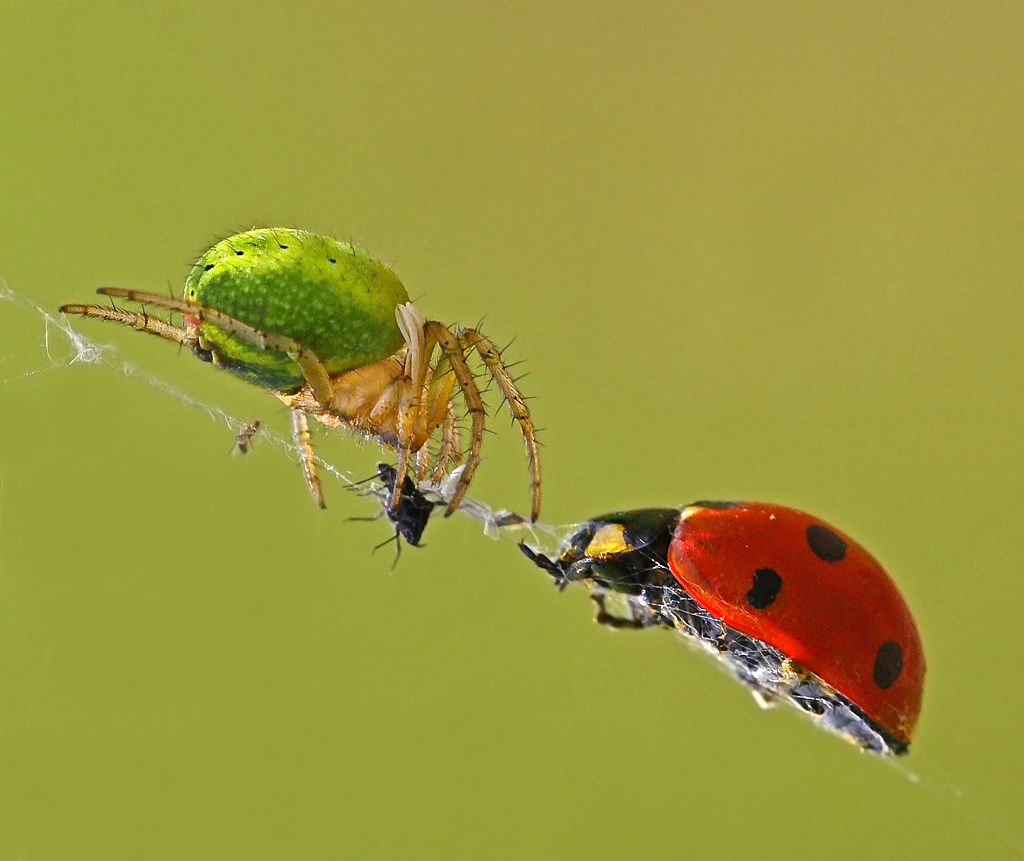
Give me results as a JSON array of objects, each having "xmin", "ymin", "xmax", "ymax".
[
  {"xmin": 806, "ymin": 524, "xmax": 846, "ymax": 562},
  {"xmin": 692, "ymin": 500, "xmax": 741, "ymax": 510},
  {"xmin": 745, "ymin": 568, "xmax": 782, "ymax": 609},
  {"xmin": 873, "ymin": 640, "xmax": 903, "ymax": 689}
]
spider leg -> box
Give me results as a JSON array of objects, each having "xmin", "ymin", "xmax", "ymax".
[
  {"xmin": 419, "ymin": 347, "xmax": 457, "ymax": 481},
  {"xmin": 431, "ymin": 400, "xmax": 462, "ymax": 482},
  {"xmin": 424, "ymin": 321, "xmax": 485, "ymax": 516},
  {"xmin": 410, "ymin": 359, "xmax": 450, "ymax": 481},
  {"xmin": 389, "ymin": 302, "xmax": 429, "ymax": 511},
  {"xmin": 291, "ymin": 408, "xmax": 325, "ymax": 509},
  {"xmin": 95, "ymin": 288, "xmax": 335, "ymax": 407},
  {"xmin": 460, "ymin": 330, "xmax": 541, "ymax": 521},
  {"xmin": 58, "ymin": 301, "xmax": 194, "ymax": 348},
  {"xmin": 415, "ymin": 444, "xmax": 431, "ymax": 480}
]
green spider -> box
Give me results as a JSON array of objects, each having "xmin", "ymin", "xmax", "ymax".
[{"xmin": 60, "ymin": 228, "xmax": 541, "ymax": 519}]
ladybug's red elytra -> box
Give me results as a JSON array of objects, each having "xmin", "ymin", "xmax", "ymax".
[{"xmin": 520, "ymin": 502, "xmax": 925, "ymax": 755}]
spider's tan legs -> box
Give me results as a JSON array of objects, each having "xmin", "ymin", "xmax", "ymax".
[
  {"xmin": 291, "ymin": 408, "xmax": 325, "ymax": 509},
  {"xmin": 66, "ymin": 289, "xmax": 540, "ymax": 521},
  {"xmin": 58, "ymin": 302, "xmax": 195, "ymax": 348},
  {"xmin": 417, "ymin": 346, "xmax": 458, "ymax": 481},
  {"xmin": 415, "ymin": 444, "xmax": 431, "ymax": 481},
  {"xmin": 432, "ymin": 401, "xmax": 462, "ymax": 482},
  {"xmin": 460, "ymin": 330, "xmax": 542, "ymax": 521},
  {"xmin": 389, "ymin": 302, "xmax": 429, "ymax": 510},
  {"xmin": 94, "ymin": 288, "xmax": 335, "ymax": 407},
  {"xmin": 415, "ymin": 362, "xmax": 445, "ymax": 479},
  {"xmin": 425, "ymin": 320, "xmax": 486, "ymax": 516}
]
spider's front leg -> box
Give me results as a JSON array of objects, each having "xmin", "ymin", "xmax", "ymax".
[{"xmin": 58, "ymin": 297, "xmax": 196, "ymax": 349}]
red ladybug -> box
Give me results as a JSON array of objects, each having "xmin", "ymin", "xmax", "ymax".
[{"xmin": 520, "ymin": 502, "xmax": 925, "ymax": 755}]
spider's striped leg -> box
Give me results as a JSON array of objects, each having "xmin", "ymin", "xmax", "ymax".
[
  {"xmin": 460, "ymin": 330, "xmax": 541, "ymax": 521},
  {"xmin": 424, "ymin": 321, "xmax": 485, "ymax": 516},
  {"xmin": 415, "ymin": 347, "xmax": 458, "ymax": 482},
  {"xmin": 93, "ymin": 288, "xmax": 336, "ymax": 407},
  {"xmin": 431, "ymin": 400, "xmax": 462, "ymax": 483},
  {"xmin": 415, "ymin": 444, "xmax": 431, "ymax": 481},
  {"xmin": 59, "ymin": 300, "xmax": 195, "ymax": 348},
  {"xmin": 291, "ymin": 408, "xmax": 325, "ymax": 509}
]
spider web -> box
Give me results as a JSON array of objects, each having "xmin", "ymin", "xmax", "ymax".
[{"xmin": 0, "ymin": 282, "xmax": 550, "ymax": 542}]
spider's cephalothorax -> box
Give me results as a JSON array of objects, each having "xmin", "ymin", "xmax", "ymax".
[{"xmin": 59, "ymin": 228, "xmax": 541, "ymax": 519}]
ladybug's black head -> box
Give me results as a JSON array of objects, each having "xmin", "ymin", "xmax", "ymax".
[{"xmin": 519, "ymin": 508, "xmax": 680, "ymax": 593}]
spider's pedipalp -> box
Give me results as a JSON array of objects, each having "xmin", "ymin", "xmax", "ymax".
[{"xmin": 395, "ymin": 302, "xmax": 426, "ymax": 374}]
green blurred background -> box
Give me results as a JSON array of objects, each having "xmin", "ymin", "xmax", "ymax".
[{"xmin": 1, "ymin": 2, "xmax": 1022, "ymax": 858}]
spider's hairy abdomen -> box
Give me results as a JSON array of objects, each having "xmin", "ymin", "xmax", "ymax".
[{"xmin": 188, "ymin": 228, "xmax": 409, "ymax": 392}]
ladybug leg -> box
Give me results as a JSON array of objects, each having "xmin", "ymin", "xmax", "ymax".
[
  {"xmin": 590, "ymin": 591, "xmax": 669, "ymax": 630},
  {"xmin": 590, "ymin": 593, "xmax": 648, "ymax": 629},
  {"xmin": 750, "ymin": 689, "xmax": 781, "ymax": 709}
]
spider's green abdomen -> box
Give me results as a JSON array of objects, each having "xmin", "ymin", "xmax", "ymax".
[{"xmin": 186, "ymin": 228, "xmax": 410, "ymax": 392}]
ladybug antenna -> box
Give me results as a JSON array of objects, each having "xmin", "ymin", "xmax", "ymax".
[{"xmin": 518, "ymin": 542, "xmax": 569, "ymax": 591}]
